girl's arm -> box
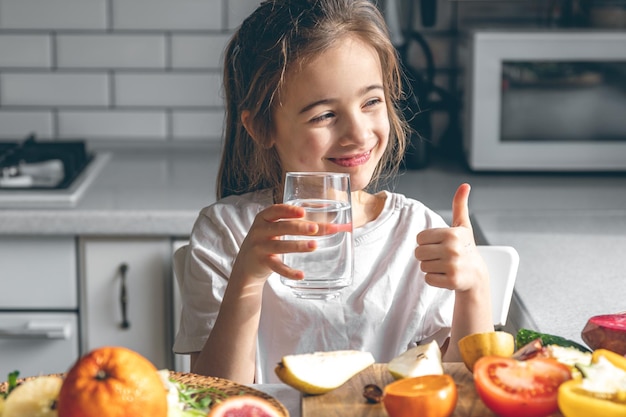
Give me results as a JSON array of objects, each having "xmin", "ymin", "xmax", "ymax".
[
  {"xmin": 190, "ymin": 204, "xmax": 318, "ymax": 383},
  {"xmin": 414, "ymin": 183, "xmax": 494, "ymax": 361}
]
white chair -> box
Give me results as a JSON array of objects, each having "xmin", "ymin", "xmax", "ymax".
[{"xmin": 478, "ymin": 245, "xmax": 520, "ymax": 328}]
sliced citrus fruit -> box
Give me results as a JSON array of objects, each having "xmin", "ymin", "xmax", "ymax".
[
  {"xmin": 274, "ymin": 350, "xmax": 375, "ymax": 395},
  {"xmin": 387, "ymin": 341, "xmax": 443, "ymax": 380},
  {"xmin": 383, "ymin": 374, "xmax": 457, "ymax": 417},
  {"xmin": 2, "ymin": 375, "xmax": 63, "ymax": 417},
  {"xmin": 207, "ymin": 395, "xmax": 282, "ymax": 417},
  {"xmin": 457, "ymin": 331, "xmax": 515, "ymax": 372}
]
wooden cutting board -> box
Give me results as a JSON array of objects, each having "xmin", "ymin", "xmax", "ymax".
[{"xmin": 302, "ymin": 363, "xmax": 565, "ymax": 417}]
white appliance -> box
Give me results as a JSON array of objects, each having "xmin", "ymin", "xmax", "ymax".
[{"xmin": 464, "ymin": 30, "xmax": 626, "ymax": 171}]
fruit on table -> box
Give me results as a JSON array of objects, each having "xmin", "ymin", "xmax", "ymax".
[
  {"xmin": 457, "ymin": 331, "xmax": 515, "ymax": 372},
  {"xmin": 581, "ymin": 312, "xmax": 626, "ymax": 355},
  {"xmin": 206, "ymin": 395, "xmax": 283, "ymax": 417},
  {"xmin": 2, "ymin": 375, "xmax": 63, "ymax": 417},
  {"xmin": 274, "ymin": 350, "xmax": 375, "ymax": 395},
  {"xmin": 387, "ymin": 340, "xmax": 443, "ymax": 379},
  {"xmin": 516, "ymin": 328, "xmax": 590, "ymax": 352},
  {"xmin": 558, "ymin": 349, "xmax": 626, "ymax": 417},
  {"xmin": 57, "ymin": 346, "xmax": 168, "ymax": 417},
  {"xmin": 382, "ymin": 374, "xmax": 457, "ymax": 417},
  {"xmin": 473, "ymin": 356, "xmax": 572, "ymax": 417}
]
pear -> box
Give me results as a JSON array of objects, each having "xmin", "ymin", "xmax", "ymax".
[
  {"xmin": 387, "ymin": 341, "xmax": 444, "ymax": 380},
  {"xmin": 275, "ymin": 350, "xmax": 375, "ymax": 395},
  {"xmin": 3, "ymin": 375, "xmax": 63, "ymax": 417}
]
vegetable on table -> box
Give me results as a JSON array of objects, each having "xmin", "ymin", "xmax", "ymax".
[
  {"xmin": 516, "ymin": 328, "xmax": 590, "ymax": 353},
  {"xmin": 581, "ymin": 312, "xmax": 626, "ymax": 355},
  {"xmin": 473, "ymin": 356, "xmax": 572, "ymax": 417},
  {"xmin": 558, "ymin": 349, "xmax": 626, "ymax": 417}
]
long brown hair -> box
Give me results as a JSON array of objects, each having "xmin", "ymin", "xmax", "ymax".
[{"xmin": 217, "ymin": 0, "xmax": 408, "ymax": 200}]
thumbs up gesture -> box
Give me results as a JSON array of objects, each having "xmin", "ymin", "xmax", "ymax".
[{"xmin": 414, "ymin": 183, "xmax": 488, "ymax": 292}]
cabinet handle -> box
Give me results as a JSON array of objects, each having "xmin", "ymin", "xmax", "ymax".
[
  {"xmin": 0, "ymin": 321, "xmax": 71, "ymax": 340},
  {"xmin": 119, "ymin": 263, "xmax": 130, "ymax": 329}
]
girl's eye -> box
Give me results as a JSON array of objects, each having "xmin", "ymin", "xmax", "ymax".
[
  {"xmin": 310, "ymin": 112, "xmax": 335, "ymax": 123},
  {"xmin": 364, "ymin": 98, "xmax": 383, "ymax": 108}
]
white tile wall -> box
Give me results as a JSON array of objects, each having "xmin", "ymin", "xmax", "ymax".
[
  {"xmin": 59, "ymin": 111, "xmax": 167, "ymax": 140},
  {"xmin": 0, "ymin": 0, "xmax": 558, "ymax": 145},
  {"xmin": 0, "ymin": 35, "xmax": 51, "ymax": 68},
  {"xmin": 0, "ymin": 0, "xmax": 261, "ymax": 143},
  {"xmin": 1, "ymin": 73, "xmax": 109, "ymax": 106},
  {"xmin": 57, "ymin": 35, "xmax": 166, "ymax": 68},
  {"xmin": 0, "ymin": 111, "xmax": 53, "ymax": 137},
  {"xmin": 0, "ymin": 0, "xmax": 107, "ymax": 30}
]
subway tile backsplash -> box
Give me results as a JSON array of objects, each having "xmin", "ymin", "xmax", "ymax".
[
  {"xmin": 0, "ymin": 0, "xmax": 236, "ymax": 145},
  {"xmin": 0, "ymin": 0, "xmax": 623, "ymax": 147}
]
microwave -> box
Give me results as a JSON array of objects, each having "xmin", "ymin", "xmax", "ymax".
[{"xmin": 464, "ymin": 31, "xmax": 626, "ymax": 171}]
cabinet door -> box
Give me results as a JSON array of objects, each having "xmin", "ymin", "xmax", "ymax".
[
  {"xmin": 0, "ymin": 312, "xmax": 79, "ymax": 378},
  {"xmin": 0, "ymin": 236, "xmax": 76, "ymax": 309},
  {"xmin": 80, "ymin": 238, "xmax": 172, "ymax": 369}
]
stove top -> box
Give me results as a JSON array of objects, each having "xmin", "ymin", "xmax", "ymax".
[
  {"xmin": 0, "ymin": 136, "xmax": 95, "ymax": 190},
  {"xmin": 0, "ymin": 136, "xmax": 110, "ymax": 208}
]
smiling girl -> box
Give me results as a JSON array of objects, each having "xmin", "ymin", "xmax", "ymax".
[{"xmin": 173, "ymin": 0, "xmax": 493, "ymax": 384}]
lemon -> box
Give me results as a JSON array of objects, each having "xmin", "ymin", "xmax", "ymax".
[
  {"xmin": 387, "ymin": 341, "xmax": 443, "ymax": 380},
  {"xmin": 3, "ymin": 375, "xmax": 63, "ymax": 417},
  {"xmin": 458, "ymin": 331, "xmax": 515, "ymax": 372},
  {"xmin": 274, "ymin": 350, "xmax": 375, "ymax": 395}
]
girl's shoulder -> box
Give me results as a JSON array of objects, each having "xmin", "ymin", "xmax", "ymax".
[
  {"xmin": 381, "ymin": 190, "xmax": 437, "ymax": 214},
  {"xmin": 195, "ymin": 189, "xmax": 273, "ymax": 230}
]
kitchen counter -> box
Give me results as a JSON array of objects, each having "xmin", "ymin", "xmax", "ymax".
[
  {"xmin": 1, "ymin": 147, "xmax": 625, "ymax": 346},
  {"xmin": 0, "ymin": 146, "xmax": 220, "ymax": 236},
  {"xmin": 473, "ymin": 209, "xmax": 626, "ymax": 346}
]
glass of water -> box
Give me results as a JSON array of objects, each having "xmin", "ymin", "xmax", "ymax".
[{"xmin": 281, "ymin": 172, "xmax": 354, "ymax": 299}]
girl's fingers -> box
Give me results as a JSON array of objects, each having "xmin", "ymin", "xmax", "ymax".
[
  {"xmin": 261, "ymin": 238, "xmax": 317, "ymax": 255},
  {"xmin": 266, "ymin": 255, "xmax": 304, "ymax": 280}
]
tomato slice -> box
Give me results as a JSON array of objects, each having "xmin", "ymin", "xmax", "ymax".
[{"xmin": 473, "ymin": 356, "xmax": 572, "ymax": 417}]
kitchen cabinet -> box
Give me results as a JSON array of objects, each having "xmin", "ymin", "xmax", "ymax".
[
  {"xmin": 79, "ymin": 237, "xmax": 174, "ymax": 370},
  {"xmin": 0, "ymin": 237, "xmax": 80, "ymax": 378},
  {"xmin": 172, "ymin": 239, "xmax": 190, "ymax": 372}
]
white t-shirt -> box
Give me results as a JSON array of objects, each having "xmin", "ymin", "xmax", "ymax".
[{"xmin": 173, "ymin": 189, "xmax": 454, "ymax": 383}]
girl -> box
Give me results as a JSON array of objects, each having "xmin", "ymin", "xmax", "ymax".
[{"xmin": 173, "ymin": 0, "xmax": 493, "ymax": 384}]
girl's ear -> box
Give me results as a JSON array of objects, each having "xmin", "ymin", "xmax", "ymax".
[
  {"xmin": 240, "ymin": 110, "xmax": 256, "ymax": 139},
  {"xmin": 241, "ymin": 110, "xmax": 274, "ymax": 149}
]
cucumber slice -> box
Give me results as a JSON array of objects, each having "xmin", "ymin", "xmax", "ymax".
[{"xmin": 515, "ymin": 328, "xmax": 591, "ymax": 352}]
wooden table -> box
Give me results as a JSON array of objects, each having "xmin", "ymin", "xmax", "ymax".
[{"xmin": 302, "ymin": 363, "xmax": 565, "ymax": 417}]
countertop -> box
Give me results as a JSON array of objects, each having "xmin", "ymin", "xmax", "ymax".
[{"xmin": 1, "ymin": 147, "xmax": 625, "ymax": 345}]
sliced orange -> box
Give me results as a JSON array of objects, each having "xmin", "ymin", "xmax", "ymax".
[{"xmin": 383, "ymin": 374, "xmax": 457, "ymax": 417}]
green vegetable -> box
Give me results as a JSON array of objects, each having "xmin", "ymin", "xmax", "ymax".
[
  {"xmin": 1, "ymin": 371, "xmax": 20, "ymax": 399},
  {"xmin": 516, "ymin": 328, "xmax": 591, "ymax": 353},
  {"xmin": 169, "ymin": 378, "xmax": 242, "ymax": 415}
]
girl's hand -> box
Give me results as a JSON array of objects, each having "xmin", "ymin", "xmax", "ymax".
[
  {"xmin": 414, "ymin": 183, "xmax": 488, "ymax": 292},
  {"xmin": 232, "ymin": 203, "xmax": 319, "ymax": 283}
]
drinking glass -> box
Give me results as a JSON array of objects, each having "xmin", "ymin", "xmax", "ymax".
[{"xmin": 281, "ymin": 172, "xmax": 354, "ymax": 299}]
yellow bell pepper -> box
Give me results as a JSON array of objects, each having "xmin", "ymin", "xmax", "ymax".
[
  {"xmin": 593, "ymin": 349, "xmax": 626, "ymax": 371},
  {"xmin": 558, "ymin": 349, "xmax": 626, "ymax": 417}
]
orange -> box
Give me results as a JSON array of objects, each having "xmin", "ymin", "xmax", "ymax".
[
  {"xmin": 383, "ymin": 374, "xmax": 457, "ymax": 417},
  {"xmin": 57, "ymin": 346, "xmax": 168, "ymax": 417}
]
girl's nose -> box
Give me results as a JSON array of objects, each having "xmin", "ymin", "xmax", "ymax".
[{"xmin": 338, "ymin": 112, "xmax": 369, "ymax": 146}]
